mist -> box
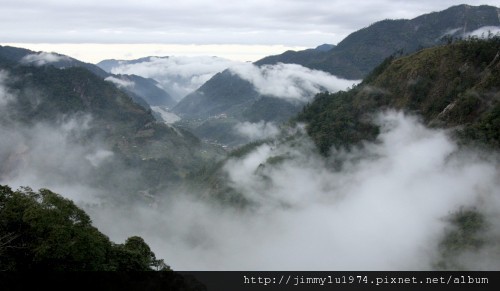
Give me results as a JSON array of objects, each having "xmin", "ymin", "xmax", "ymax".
[
  {"xmin": 0, "ymin": 116, "xmax": 111, "ymax": 204},
  {"xmin": 1, "ymin": 66, "xmax": 499, "ymax": 270},
  {"xmin": 0, "ymin": 70, "xmax": 14, "ymax": 106},
  {"xmin": 89, "ymin": 112, "xmax": 500, "ymax": 270},
  {"xmin": 466, "ymin": 26, "xmax": 500, "ymax": 38},
  {"xmin": 104, "ymin": 76, "xmax": 135, "ymax": 89},
  {"xmin": 20, "ymin": 52, "xmax": 70, "ymax": 66},
  {"xmin": 234, "ymin": 121, "xmax": 280, "ymax": 141},
  {"xmin": 229, "ymin": 62, "xmax": 359, "ymax": 102},
  {"xmin": 107, "ymin": 56, "xmax": 239, "ymax": 101},
  {"xmin": 0, "ymin": 73, "xmax": 135, "ymax": 205}
]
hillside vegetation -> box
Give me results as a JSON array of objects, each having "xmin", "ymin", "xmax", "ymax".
[
  {"xmin": 0, "ymin": 185, "xmax": 165, "ymax": 271},
  {"xmin": 298, "ymin": 37, "xmax": 500, "ymax": 154},
  {"xmin": 0, "ymin": 53, "xmax": 223, "ymax": 195}
]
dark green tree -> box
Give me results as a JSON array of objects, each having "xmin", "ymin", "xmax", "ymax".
[{"xmin": 0, "ymin": 185, "xmax": 166, "ymax": 271}]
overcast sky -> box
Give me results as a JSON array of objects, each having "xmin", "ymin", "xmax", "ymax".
[{"xmin": 1, "ymin": 0, "xmax": 499, "ymax": 62}]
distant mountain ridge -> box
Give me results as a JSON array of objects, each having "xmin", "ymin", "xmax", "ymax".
[
  {"xmin": 97, "ymin": 57, "xmax": 165, "ymax": 73},
  {"xmin": 171, "ymin": 4, "xmax": 500, "ymax": 146},
  {"xmin": 257, "ymin": 4, "xmax": 500, "ymax": 79},
  {"xmin": 0, "ymin": 47, "xmax": 222, "ymax": 193},
  {"xmin": 0, "ymin": 46, "xmax": 177, "ymax": 108},
  {"xmin": 297, "ymin": 37, "xmax": 500, "ymax": 154}
]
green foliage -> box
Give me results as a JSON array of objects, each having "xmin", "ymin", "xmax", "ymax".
[
  {"xmin": 0, "ymin": 52, "xmax": 224, "ymax": 195},
  {"xmin": 242, "ymin": 97, "xmax": 302, "ymax": 123},
  {"xmin": 228, "ymin": 141, "xmax": 267, "ymax": 159},
  {"xmin": 298, "ymin": 37, "xmax": 500, "ymax": 154},
  {"xmin": 297, "ymin": 90, "xmax": 379, "ymax": 155},
  {"xmin": 435, "ymin": 208, "xmax": 486, "ymax": 270},
  {"xmin": 0, "ymin": 185, "xmax": 165, "ymax": 271}
]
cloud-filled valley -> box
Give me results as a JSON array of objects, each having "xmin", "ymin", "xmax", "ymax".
[
  {"xmin": 87, "ymin": 112, "xmax": 499, "ymax": 270},
  {"xmin": 103, "ymin": 56, "xmax": 358, "ymax": 106},
  {"xmin": 105, "ymin": 56, "xmax": 239, "ymax": 101},
  {"xmin": 229, "ymin": 63, "xmax": 359, "ymax": 102},
  {"xmin": 3, "ymin": 72, "xmax": 498, "ymax": 271},
  {"xmin": 1, "ymin": 3, "xmax": 500, "ymax": 274}
]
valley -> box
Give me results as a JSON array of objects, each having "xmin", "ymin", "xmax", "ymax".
[{"xmin": 1, "ymin": 4, "xmax": 500, "ymax": 273}]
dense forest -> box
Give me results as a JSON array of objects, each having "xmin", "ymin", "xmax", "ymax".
[{"xmin": 297, "ymin": 37, "xmax": 500, "ymax": 154}]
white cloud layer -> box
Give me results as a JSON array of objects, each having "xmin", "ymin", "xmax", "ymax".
[
  {"xmin": 1, "ymin": 63, "xmax": 499, "ymax": 271},
  {"xmin": 230, "ymin": 63, "xmax": 358, "ymax": 101},
  {"xmin": 104, "ymin": 76, "xmax": 135, "ymax": 89},
  {"xmin": 109, "ymin": 56, "xmax": 239, "ymax": 100},
  {"xmin": 20, "ymin": 52, "xmax": 70, "ymax": 66},
  {"xmin": 0, "ymin": 70, "xmax": 14, "ymax": 106},
  {"xmin": 89, "ymin": 112, "xmax": 500, "ymax": 270},
  {"xmin": 466, "ymin": 26, "xmax": 500, "ymax": 38},
  {"xmin": 234, "ymin": 121, "xmax": 280, "ymax": 141}
]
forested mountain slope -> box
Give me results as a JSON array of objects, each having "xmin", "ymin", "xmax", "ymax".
[
  {"xmin": 0, "ymin": 52, "xmax": 222, "ymax": 195},
  {"xmin": 297, "ymin": 37, "xmax": 500, "ymax": 154}
]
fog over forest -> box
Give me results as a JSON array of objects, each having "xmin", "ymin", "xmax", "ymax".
[{"xmin": 2, "ymin": 71, "xmax": 499, "ymax": 270}]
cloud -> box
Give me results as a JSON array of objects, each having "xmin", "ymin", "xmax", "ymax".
[
  {"xmin": 465, "ymin": 26, "xmax": 500, "ymax": 38},
  {"xmin": 20, "ymin": 52, "xmax": 70, "ymax": 66},
  {"xmin": 2, "ymin": 61, "xmax": 499, "ymax": 271},
  {"xmin": 150, "ymin": 106, "xmax": 181, "ymax": 124},
  {"xmin": 229, "ymin": 63, "xmax": 358, "ymax": 102},
  {"xmin": 3, "ymin": 0, "xmax": 499, "ymax": 48},
  {"xmin": 0, "ymin": 70, "xmax": 14, "ymax": 107},
  {"xmin": 104, "ymin": 76, "xmax": 135, "ymax": 89},
  {"xmin": 85, "ymin": 149, "xmax": 114, "ymax": 168},
  {"xmin": 0, "ymin": 116, "xmax": 111, "ymax": 204},
  {"xmin": 108, "ymin": 56, "xmax": 239, "ymax": 100},
  {"xmin": 87, "ymin": 111, "xmax": 500, "ymax": 270},
  {"xmin": 234, "ymin": 121, "xmax": 280, "ymax": 141}
]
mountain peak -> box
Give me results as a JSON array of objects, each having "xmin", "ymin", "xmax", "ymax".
[{"xmin": 314, "ymin": 44, "xmax": 335, "ymax": 52}]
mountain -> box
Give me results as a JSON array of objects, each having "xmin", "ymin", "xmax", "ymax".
[
  {"xmin": 172, "ymin": 69, "xmax": 304, "ymax": 146},
  {"xmin": 96, "ymin": 57, "xmax": 157, "ymax": 73},
  {"xmin": 297, "ymin": 37, "xmax": 500, "ymax": 154},
  {"xmin": 172, "ymin": 5, "xmax": 499, "ymax": 146},
  {"xmin": 0, "ymin": 46, "xmax": 177, "ymax": 109},
  {"xmin": 0, "ymin": 185, "xmax": 166, "ymax": 271},
  {"xmin": 254, "ymin": 43, "xmax": 335, "ymax": 69},
  {"xmin": 0, "ymin": 48, "xmax": 223, "ymax": 196},
  {"xmin": 105, "ymin": 74, "xmax": 177, "ymax": 107},
  {"xmin": 97, "ymin": 55, "xmax": 238, "ymax": 103},
  {"xmin": 257, "ymin": 4, "xmax": 500, "ymax": 79},
  {"xmin": 186, "ymin": 39, "xmax": 500, "ymax": 271},
  {"xmin": 0, "ymin": 45, "xmax": 109, "ymax": 78}
]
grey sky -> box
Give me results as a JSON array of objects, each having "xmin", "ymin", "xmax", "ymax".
[
  {"xmin": 2, "ymin": 0, "xmax": 498, "ymax": 45},
  {"xmin": 1, "ymin": 0, "xmax": 499, "ymax": 62}
]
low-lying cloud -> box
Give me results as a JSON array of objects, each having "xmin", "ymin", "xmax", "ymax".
[
  {"xmin": 107, "ymin": 56, "xmax": 239, "ymax": 100},
  {"xmin": 20, "ymin": 52, "xmax": 70, "ymax": 66},
  {"xmin": 1, "ymin": 67, "xmax": 498, "ymax": 270},
  {"xmin": 465, "ymin": 26, "xmax": 500, "ymax": 38},
  {"xmin": 229, "ymin": 63, "xmax": 359, "ymax": 102},
  {"xmin": 234, "ymin": 121, "xmax": 280, "ymax": 141},
  {"xmin": 0, "ymin": 116, "xmax": 113, "ymax": 205},
  {"xmin": 104, "ymin": 76, "xmax": 135, "ymax": 90},
  {"xmin": 0, "ymin": 70, "xmax": 14, "ymax": 106},
  {"xmin": 89, "ymin": 111, "xmax": 500, "ymax": 270}
]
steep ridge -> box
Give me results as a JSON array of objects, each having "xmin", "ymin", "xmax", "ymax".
[
  {"xmin": 172, "ymin": 5, "xmax": 499, "ymax": 147},
  {"xmin": 0, "ymin": 52, "xmax": 223, "ymax": 195},
  {"xmin": 297, "ymin": 37, "xmax": 500, "ymax": 154},
  {"xmin": 0, "ymin": 46, "xmax": 177, "ymax": 109},
  {"xmin": 257, "ymin": 4, "xmax": 500, "ymax": 79}
]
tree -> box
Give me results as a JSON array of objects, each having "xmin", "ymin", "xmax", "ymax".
[{"xmin": 0, "ymin": 185, "xmax": 166, "ymax": 271}]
